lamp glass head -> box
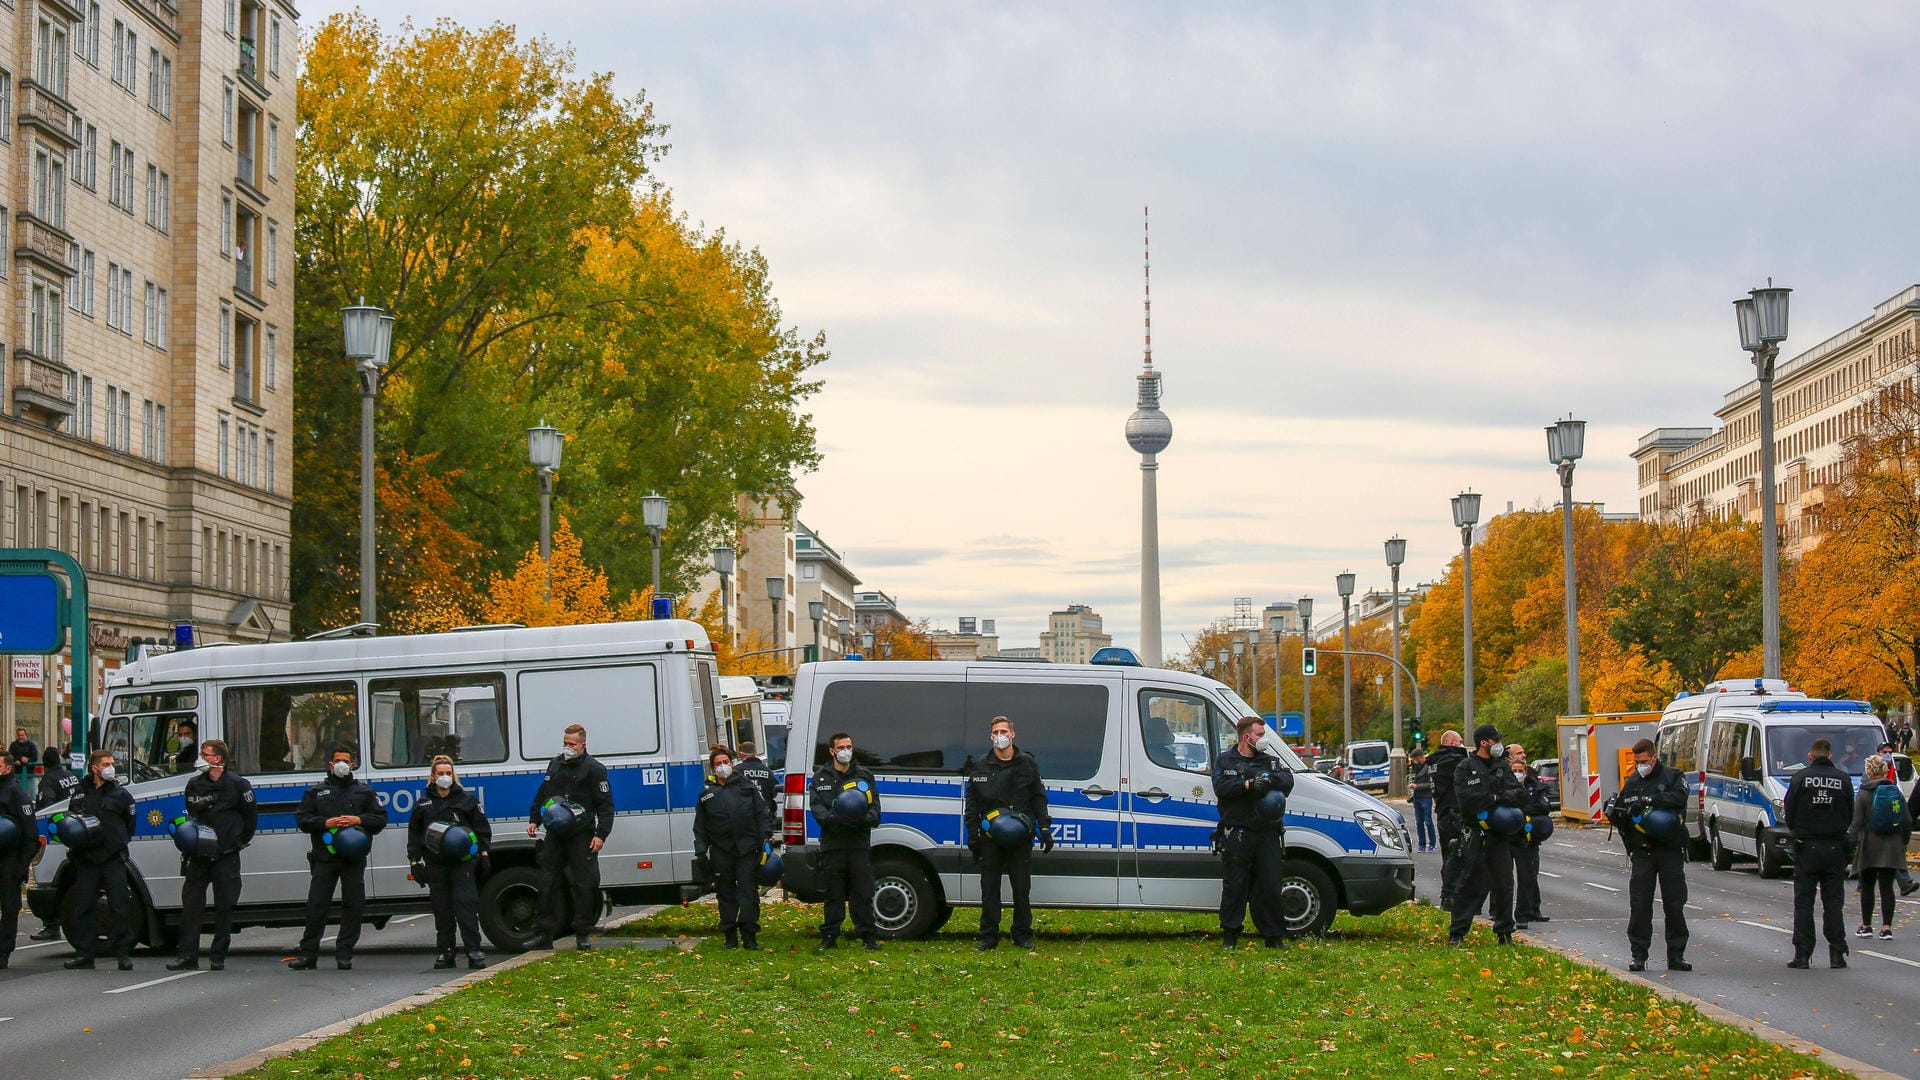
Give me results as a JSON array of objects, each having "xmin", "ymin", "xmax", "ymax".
[
  {"xmin": 340, "ymin": 303, "xmax": 385, "ymax": 360},
  {"xmin": 1385, "ymin": 536, "xmax": 1407, "ymax": 568},
  {"xmin": 640, "ymin": 493, "xmax": 669, "ymax": 531},
  {"xmin": 711, "ymin": 544, "xmax": 735, "ymax": 576},
  {"xmin": 1752, "ymin": 285, "xmax": 1790, "ymax": 343},
  {"xmin": 1734, "ymin": 295, "xmax": 1763, "ymax": 353},
  {"xmin": 1336, "ymin": 572, "xmax": 1355, "ymax": 599},
  {"xmin": 526, "ymin": 423, "xmax": 563, "ymax": 470},
  {"xmin": 1452, "ymin": 491, "xmax": 1482, "ymax": 529},
  {"xmin": 765, "ymin": 576, "xmax": 785, "ymax": 601}
]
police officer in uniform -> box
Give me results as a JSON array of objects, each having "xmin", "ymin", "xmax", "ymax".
[
  {"xmin": 289, "ymin": 745, "xmax": 387, "ymax": 970},
  {"xmin": 1605, "ymin": 738, "xmax": 1690, "ymax": 971},
  {"xmin": 694, "ymin": 745, "xmax": 774, "ymax": 950},
  {"xmin": 63, "ymin": 750, "xmax": 138, "ymax": 970},
  {"xmin": 0, "ymin": 750, "xmax": 33, "ymax": 968},
  {"xmin": 1785, "ymin": 736, "xmax": 1855, "ymax": 969},
  {"xmin": 167, "ymin": 739, "xmax": 257, "ymax": 971},
  {"xmin": 1448, "ymin": 724, "xmax": 1527, "ymax": 946},
  {"xmin": 963, "ymin": 715, "xmax": 1051, "ymax": 951},
  {"xmin": 735, "ymin": 740, "xmax": 779, "ymax": 834},
  {"xmin": 527, "ymin": 724, "xmax": 615, "ymax": 950},
  {"xmin": 1427, "ymin": 730, "xmax": 1469, "ymax": 911},
  {"xmin": 408, "ymin": 755, "xmax": 492, "ymax": 969},
  {"xmin": 809, "ymin": 731, "xmax": 882, "ymax": 949},
  {"xmin": 28, "ymin": 746, "xmax": 81, "ymax": 941},
  {"xmin": 1212, "ymin": 715, "xmax": 1295, "ymax": 948},
  {"xmin": 1507, "ymin": 744, "xmax": 1550, "ymax": 930}
]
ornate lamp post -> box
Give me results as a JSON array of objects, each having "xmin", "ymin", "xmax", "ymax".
[
  {"xmin": 342, "ymin": 301, "xmax": 393, "ymax": 626},
  {"xmin": 1735, "ymin": 284, "xmax": 1791, "ymax": 680},
  {"xmin": 1452, "ymin": 491, "xmax": 1483, "ymax": 725},
  {"xmin": 526, "ymin": 422, "xmax": 563, "ymax": 602},
  {"xmin": 1547, "ymin": 417, "xmax": 1586, "ymax": 715}
]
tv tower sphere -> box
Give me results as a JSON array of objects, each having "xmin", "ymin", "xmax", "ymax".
[{"xmin": 1126, "ymin": 371, "xmax": 1173, "ymax": 454}]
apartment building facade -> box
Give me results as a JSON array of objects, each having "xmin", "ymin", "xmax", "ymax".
[
  {"xmin": 0, "ymin": 0, "xmax": 296, "ymax": 735},
  {"xmin": 1039, "ymin": 603, "xmax": 1110, "ymax": 664}
]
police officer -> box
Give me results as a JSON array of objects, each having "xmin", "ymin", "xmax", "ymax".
[
  {"xmin": 408, "ymin": 755, "xmax": 492, "ymax": 969},
  {"xmin": 289, "ymin": 745, "xmax": 387, "ymax": 970},
  {"xmin": 963, "ymin": 715, "xmax": 1051, "ymax": 951},
  {"xmin": 809, "ymin": 731, "xmax": 882, "ymax": 950},
  {"xmin": 1447, "ymin": 724, "xmax": 1527, "ymax": 946},
  {"xmin": 28, "ymin": 745, "xmax": 80, "ymax": 941},
  {"xmin": 172, "ymin": 720, "xmax": 200, "ymax": 772},
  {"xmin": 736, "ymin": 740, "xmax": 779, "ymax": 835},
  {"xmin": 1507, "ymin": 744, "xmax": 1550, "ymax": 930},
  {"xmin": 1212, "ymin": 715, "xmax": 1295, "ymax": 948},
  {"xmin": 1785, "ymin": 736, "xmax": 1855, "ymax": 969},
  {"xmin": 0, "ymin": 750, "xmax": 33, "ymax": 969},
  {"xmin": 166, "ymin": 739, "xmax": 257, "ymax": 971},
  {"xmin": 527, "ymin": 724, "xmax": 615, "ymax": 950},
  {"xmin": 694, "ymin": 745, "xmax": 774, "ymax": 950},
  {"xmin": 1427, "ymin": 730, "xmax": 1469, "ymax": 911},
  {"xmin": 63, "ymin": 749, "xmax": 138, "ymax": 970},
  {"xmin": 1605, "ymin": 738, "xmax": 1689, "ymax": 972}
]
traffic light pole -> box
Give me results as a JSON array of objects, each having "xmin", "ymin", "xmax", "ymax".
[{"xmin": 1317, "ymin": 648, "xmax": 1421, "ymax": 759}]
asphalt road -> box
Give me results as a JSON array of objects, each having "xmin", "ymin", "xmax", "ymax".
[
  {"xmin": 0, "ymin": 902, "xmax": 653, "ymax": 1080},
  {"xmin": 1410, "ymin": 814, "xmax": 1920, "ymax": 1078}
]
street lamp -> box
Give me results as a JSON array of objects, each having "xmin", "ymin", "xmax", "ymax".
[
  {"xmin": 1232, "ymin": 636, "xmax": 1247, "ymax": 700},
  {"xmin": 808, "ymin": 600, "xmax": 826, "ymax": 663},
  {"xmin": 837, "ymin": 616, "xmax": 853, "ymax": 659},
  {"xmin": 640, "ymin": 493, "xmax": 670, "ymax": 598},
  {"xmin": 1247, "ymin": 631, "xmax": 1261, "ymax": 719},
  {"xmin": 1205, "ymin": 657, "xmax": 1217, "ymax": 675},
  {"xmin": 1297, "ymin": 596, "xmax": 1314, "ymax": 756},
  {"xmin": 1269, "ymin": 615, "xmax": 1286, "ymax": 732},
  {"xmin": 880, "ymin": 639, "xmax": 893, "ymax": 659},
  {"xmin": 861, "ymin": 630, "xmax": 876, "ymax": 656},
  {"xmin": 1337, "ymin": 571, "xmax": 1356, "ymax": 754},
  {"xmin": 1547, "ymin": 416, "xmax": 1586, "ymax": 716},
  {"xmin": 1452, "ymin": 491, "xmax": 1483, "ymax": 726},
  {"xmin": 711, "ymin": 544, "xmax": 735, "ymax": 645},
  {"xmin": 342, "ymin": 301, "xmax": 393, "ymax": 627},
  {"xmin": 766, "ymin": 576, "xmax": 785, "ymax": 650},
  {"xmin": 1736, "ymin": 283, "xmax": 1791, "ymax": 680},
  {"xmin": 1385, "ymin": 536, "xmax": 1408, "ymax": 796},
  {"xmin": 526, "ymin": 421, "xmax": 563, "ymax": 602}
]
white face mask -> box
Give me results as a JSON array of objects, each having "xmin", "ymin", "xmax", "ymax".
[
  {"xmin": 435, "ymin": 775, "xmax": 453, "ymax": 791},
  {"xmin": 834, "ymin": 748, "xmax": 854, "ymax": 765},
  {"xmin": 331, "ymin": 761, "xmax": 353, "ymax": 779},
  {"xmin": 560, "ymin": 746, "xmax": 581, "ymax": 762},
  {"xmin": 98, "ymin": 765, "xmax": 117, "ymax": 783},
  {"xmin": 714, "ymin": 763, "xmax": 734, "ymax": 780},
  {"xmin": 991, "ymin": 734, "xmax": 1012, "ymax": 751},
  {"xmin": 1636, "ymin": 762, "xmax": 1652, "ymax": 778},
  {"xmin": 1489, "ymin": 742, "xmax": 1506, "ymax": 759}
]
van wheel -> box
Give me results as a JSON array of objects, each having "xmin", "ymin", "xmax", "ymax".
[
  {"xmin": 871, "ymin": 858, "xmax": 940, "ymax": 940},
  {"xmin": 1709, "ymin": 827, "xmax": 1733, "ymax": 871},
  {"xmin": 1757, "ymin": 835, "xmax": 1788, "ymax": 879},
  {"xmin": 1279, "ymin": 860, "xmax": 1337, "ymax": 937},
  {"xmin": 60, "ymin": 881, "xmax": 148, "ymax": 954},
  {"xmin": 931, "ymin": 903, "xmax": 955, "ymax": 933},
  {"xmin": 479, "ymin": 865, "xmax": 550, "ymax": 952}
]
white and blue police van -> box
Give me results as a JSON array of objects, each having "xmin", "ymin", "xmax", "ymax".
[
  {"xmin": 28, "ymin": 620, "xmax": 726, "ymax": 953},
  {"xmin": 1343, "ymin": 739, "xmax": 1391, "ymax": 792},
  {"xmin": 1656, "ymin": 678, "xmax": 1888, "ymax": 878},
  {"xmin": 778, "ymin": 651, "xmax": 1416, "ymax": 939}
]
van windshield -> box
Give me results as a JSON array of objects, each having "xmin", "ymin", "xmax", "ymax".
[
  {"xmin": 1349, "ymin": 743, "xmax": 1389, "ymax": 767},
  {"xmin": 1766, "ymin": 723, "xmax": 1886, "ymax": 776}
]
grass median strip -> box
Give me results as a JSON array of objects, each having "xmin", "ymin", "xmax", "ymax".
[{"xmin": 242, "ymin": 903, "xmax": 1844, "ymax": 1079}]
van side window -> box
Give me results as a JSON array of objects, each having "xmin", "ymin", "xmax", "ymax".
[
  {"xmin": 1658, "ymin": 717, "xmax": 1701, "ymax": 772},
  {"xmin": 518, "ymin": 665, "xmax": 661, "ymax": 759},
  {"xmin": 1706, "ymin": 720, "xmax": 1748, "ymax": 778},
  {"xmin": 223, "ymin": 681, "xmax": 359, "ymax": 775},
  {"xmin": 106, "ymin": 689, "xmax": 200, "ymax": 781},
  {"xmin": 369, "ymin": 673, "xmax": 508, "ymax": 768},
  {"xmin": 815, "ymin": 680, "xmax": 966, "ymax": 771},
  {"xmin": 1138, "ymin": 688, "xmax": 1220, "ymax": 773},
  {"xmin": 964, "ymin": 681, "xmax": 1109, "ymax": 782}
]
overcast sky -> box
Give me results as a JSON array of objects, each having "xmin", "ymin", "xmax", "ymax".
[{"xmin": 303, "ymin": 2, "xmax": 1920, "ymax": 656}]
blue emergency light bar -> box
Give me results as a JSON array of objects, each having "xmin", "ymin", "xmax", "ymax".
[
  {"xmin": 1756, "ymin": 699, "xmax": 1872, "ymax": 713},
  {"xmin": 1089, "ymin": 646, "xmax": 1142, "ymax": 666}
]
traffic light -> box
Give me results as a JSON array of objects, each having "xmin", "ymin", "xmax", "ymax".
[
  {"xmin": 1410, "ymin": 716, "xmax": 1423, "ymax": 743},
  {"xmin": 1301, "ymin": 647, "xmax": 1317, "ymax": 676}
]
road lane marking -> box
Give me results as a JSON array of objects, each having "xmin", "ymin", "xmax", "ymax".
[
  {"xmin": 1859, "ymin": 950, "xmax": 1920, "ymax": 969},
  {"xmin": 1737, "ymin": 919, "xmax": 1791, "ymax": 935},
  {"xmin": 1540, "ymin": 872, "xmax": 1564, "ymax": 879},
  {"xmin": 15, "ymin": 940, "xmax": 67, "ymax": 952},
  {"xmin": 1583, "ymin": 882, "xmax": 1622, "ymax": 892},
  {"xmin": 104, "ymin": 970, "xmax": 206, "ymax": 994},
  {"xmin": 390, "ymin": 914, "xmax": 430, "ymax": 925}
]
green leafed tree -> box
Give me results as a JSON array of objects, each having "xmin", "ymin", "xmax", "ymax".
[{"xmin": 1605, "ymin": 517, "xmax": 1762, "ymax": 696}]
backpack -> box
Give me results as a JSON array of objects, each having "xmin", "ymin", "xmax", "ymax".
[{"xmin": 1869, "ymin": 782, "xmax": 1906, "ymax": 834}]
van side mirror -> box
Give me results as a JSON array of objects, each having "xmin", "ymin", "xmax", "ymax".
[{"xmin": 1739, "ymin": 756, "xmax": 1761, "ymax": 782}]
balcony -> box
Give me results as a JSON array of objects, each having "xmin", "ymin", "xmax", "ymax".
[
  {"xmin": 9, "ymin": 349, "xmax": 75, "ymax": 427},
  {"xmin": 237, "ymin": 39, "xmax": 267, "ymax": 99},
  {"xmin": 13, "ymin": 211, "xmax": 74, "ymax": 278},
  {"xmin": 18, "ymin": 81, "xmax": 80, "ymax": 148}
]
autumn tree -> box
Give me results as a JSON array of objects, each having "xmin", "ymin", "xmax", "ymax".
[{"xmin": 1606, "ymin": 517, "xmax": 1762, "ymax": 697}]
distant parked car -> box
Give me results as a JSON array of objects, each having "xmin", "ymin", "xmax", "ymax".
[{"xmin": 1531, "ymin": 758, "xmax": 1561, "ymax": 812}]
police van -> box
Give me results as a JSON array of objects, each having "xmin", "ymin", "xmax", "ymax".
[
  {"xmin": 1655, "ymin": 679, "xmax": 1888, "ymax": 877},
  {"xmin": 1343, "ymin": 740, "xmax": 1391, "ymax": 792},
  {"xmin": 778, "ymin": 655, "xmax": 1416, "ymax": 939},
  {"xmin": 28, "ymin": 620, "xmax": 724, "ymax": 953}
]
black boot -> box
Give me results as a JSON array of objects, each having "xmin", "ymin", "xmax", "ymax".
[
  {"xmin": 723, "ymin": 930, "xmax": 739, "ymax": 949},
  {"xmin": 862, "ymin": 936, "xmax": 881, "ymax": 951},
  {"xmin": 63, "ymin": 956, "xmax": 96, "ymax": 970},
  {"xmin": 116, "ymin": 955, "xmax": 135, "ymax": 971},
  {"xmin": 1830, "ymin": 948, "xmax": 1847, "ymax": 969},
  {"xmin": 742, "ymin": 932, "xmax": 760, "ymax": 951},
  {"xmin": 467, "ymin": 951, "xmax": 488, "ymax": 969},
  {"xmin": 166, "ymin": 957, "xmax": 198, "ymax": 971},
  {"xmin": 286, "ymin": 956, "xmax": 318, "ymax": 970},
  {"xmin": 818, "ymin": 934, "xmax": 838, "ymax": 950},
  {"xmin": 975, "ymin": 936, "xmax": 998, "ymax": 952},
  {"xmin": 434, "ymin": 950, "xmax": 456, "ymax": 969},
  {"xmin": 1222, "ymin": 931, "xmax": 1239, "ymax": 949}
]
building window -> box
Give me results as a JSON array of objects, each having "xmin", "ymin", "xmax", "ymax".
[
  {"xmin": 220, "ymin": 193, "xmax": 233, "ymax": 255},
  {"xmin": 267, "ymin": 117, "xmax": 278, "ymax": 179},
  {"xmin": 143, "ymin": 281, "xmax": 156, "ymax": 344},
  {"xmin": 36, "ymin": 16, "xmax": 70, "ymax": 98},
  {"xmin": 119, "ymin": 145, "xmax": 133, "ymax": 210},
  {"xmin": 219, "ymin": 301, "xmax": 232, "ymax": 369},
  {"xmin": 269, "ymin": 15, "xmax": 281, "ymax": 77},
  {"xmin": 85, "ymin": 4, "xmax": 101, "ymax": 67},
  {"xmin": 108, "ymin": 139, "xmax": 122, "ymax": 207},
  {"xmin": 222, "ymin": 81, "xmax": 234, "ymax": 145},
  {"xmin": 118, "ymin": 388, "xmax": 131, "ymax": 452},
  {"xmin": 147, "ymin": 47, "xmax": 159, "ymax": 109},
  {"xmin": 225, "ymin": 0, "xmax": 237, "ymax": 37},
  {"xmin": 0, "ymin": 70, "xmax": 12, "ymax": 144},
  {"xmin": 78, "ymin": 375, "xmax": 92, "ymax": 439},
  {"xmin": 68, "ymin": 117, "xmax": 82, "ymax": 186},
  {"xmin": 144, "ymin": 163, "xmax": 157, "ymax": 226},
  {"xmin": 265, "ymin": 326, "xmax": 277, "ymax": 388},
  {"xmin": 110, "ymin": 21, "xmax": 127, "ymax": 89},
  {"xmin": 67, "ymin": 243, "xmax": 81, "ymax": 310},
  {"xmin": 157, "ymin": 171, "xmax": 168, "ymax": 230},
  {"xmin": 159, "ymin": 56, "xmax": 172, "ymax": 116},
  {"xmin": 106, "ymin": 386, "xmax": 118, "ymax": 449},
  {"xmin": 31, "ymin": 144, "xmax": 67, "ymax": 228},
  {"xmin": 106, "ymin": 261, "xmax": 119, "ymax": 329},
  {"xmin": 156, "ymin": 404, "xmax": 167, "ymax": 465},
  {"xmin": 83, "ymin": 125, "xmax": 96, "ymax": 190},
  {"xmin": 29, "ymin": 279, "xmax": 64, "ymax": 360},
  {"xmin": 265, "ymin": 433, "xmax": 275, "ymax": 492},
  {"xmin": 156, "ymin": 287, "xmax": 167, "ymax": 349},
  {"xmin": 142, "ymin": 399, "xmax": 154, "ymax": 459},
  {"xmin": 266, "ymin": 221, "xmax": 277, "ymax": 283},
  {"xmin": 218, "ymin": 415, "xmax": 230, "ymax": 477}
]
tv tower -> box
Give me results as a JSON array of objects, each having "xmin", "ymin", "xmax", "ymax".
[{"xmin": 1125, "ymin": 207, "xmax": 1173, "ymax": 666}]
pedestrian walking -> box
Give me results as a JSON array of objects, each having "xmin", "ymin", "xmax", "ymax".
[
  {"xmin": 288, "ymin": 745, "xmax": 387, "ymax": 970},
  {"xmin": 1605, "ymin": 739, "xmax": 1690, "ymax": 972},
  {"xmin": 62, "ymin": 750, "xmax": 138, "ymax": 970},
  {"xmin": 1408, "ymin": 748, "xmax": 1437, "ymax": 852},
  {"xmin": 1850, "ymin": 754, "xmax": 1908, "ymax": 941},
  {"xmin": 1428, "ymin": 730, "xmax": 1469, "ymax": 911},
  {"xmin": 964, "ymin": 715, "xmax": 1051, "ymax": 951},
  {"xmin": 526, "ymin": 724, "xmax": 615, "ymax": 950},
  {"xmin": 808, "ymin": 731, "xmax": 881, "ymax": 949},
  {"xmin": 1508, "ymin": 744, "xmax": 1550, "ymax": 930},
  {"xmin": 694, "ymin": 745, "xmax": 774, "ymax": 950},
  {"xmin": 166, "ymin": 740, "xmax": 256, "ymax": 971},
  {"xmin": 1212, "ymin": 715, "xmax": 1295, "ymax": 948},
  {"xmin": 1448, "ymin": 724, "xmax": 1527, "ymax": 946},
  {"xmin": 1785, "ymin": 737, "xmax": 1855, "ymax": 969},
  {"xmin": 0, "ymin": 751, "xmax": 33, "ymax": 968},
  {"xmin": 408, "ymin": 756, "xmax": 492, "ymax": 969}
]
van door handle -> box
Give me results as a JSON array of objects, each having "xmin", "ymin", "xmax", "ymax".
[
  {"xmin": 1081, "ymin": 785, "xmax": 1114, "ymax": 799},
  {"xmin": 1136, "ymin": 788, "xmax": 1171, "ymax": 801}
]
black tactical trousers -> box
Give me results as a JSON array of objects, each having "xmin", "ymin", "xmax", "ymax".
[
  {"xmin": 71, "ymin": 857, "xmax": 137, "ymax": 959},
  {"xmin": 819, "ymin": 847, "xmax": 876, "ymax": 940},
  {"xmin": 979, "ymin": 844, "xmax": 1032, "ymax": 942},
  {"xmin": 1448, "ymin": 833, "xmax": 1514, "ymax": 940},
  {"xmin": 1219, "ymin": 826, "xmax": 1287, "ymax": 941},
  {"xmin": 713, "ymin": 850, "xmax": 761, "ymax": 935},
  {"xmin": 298, "ymin": 858, "xmax": 367, "ymax": 961},
  {"xmin": 423, "ymin": 862, "xmax": 483, "ymax": 952},
  {"xmin": 1437, "ymin": 814, "xmax": 1466, "ymax": 909},
  {"xmin": 1792, "ymin": 838, "xmax": 1850, "ymax": 960},
  {"xmin": 1512, "ymin": 840, "xmax": 1542, "ymax": 921},
  {"xmin": 537, "ymin": 832, "xmax": 601, "ymax": 936},
  {"xmin": 0, "ymin": 855, "xmax": 25, "ymax": 961},
  {"xmin": 1627, "ymin": 846, "xmax": 1688, "ymax": 962},
  {"xmin": 179, "ymin": 852, "xmax": 243, "ymax": 962}
]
